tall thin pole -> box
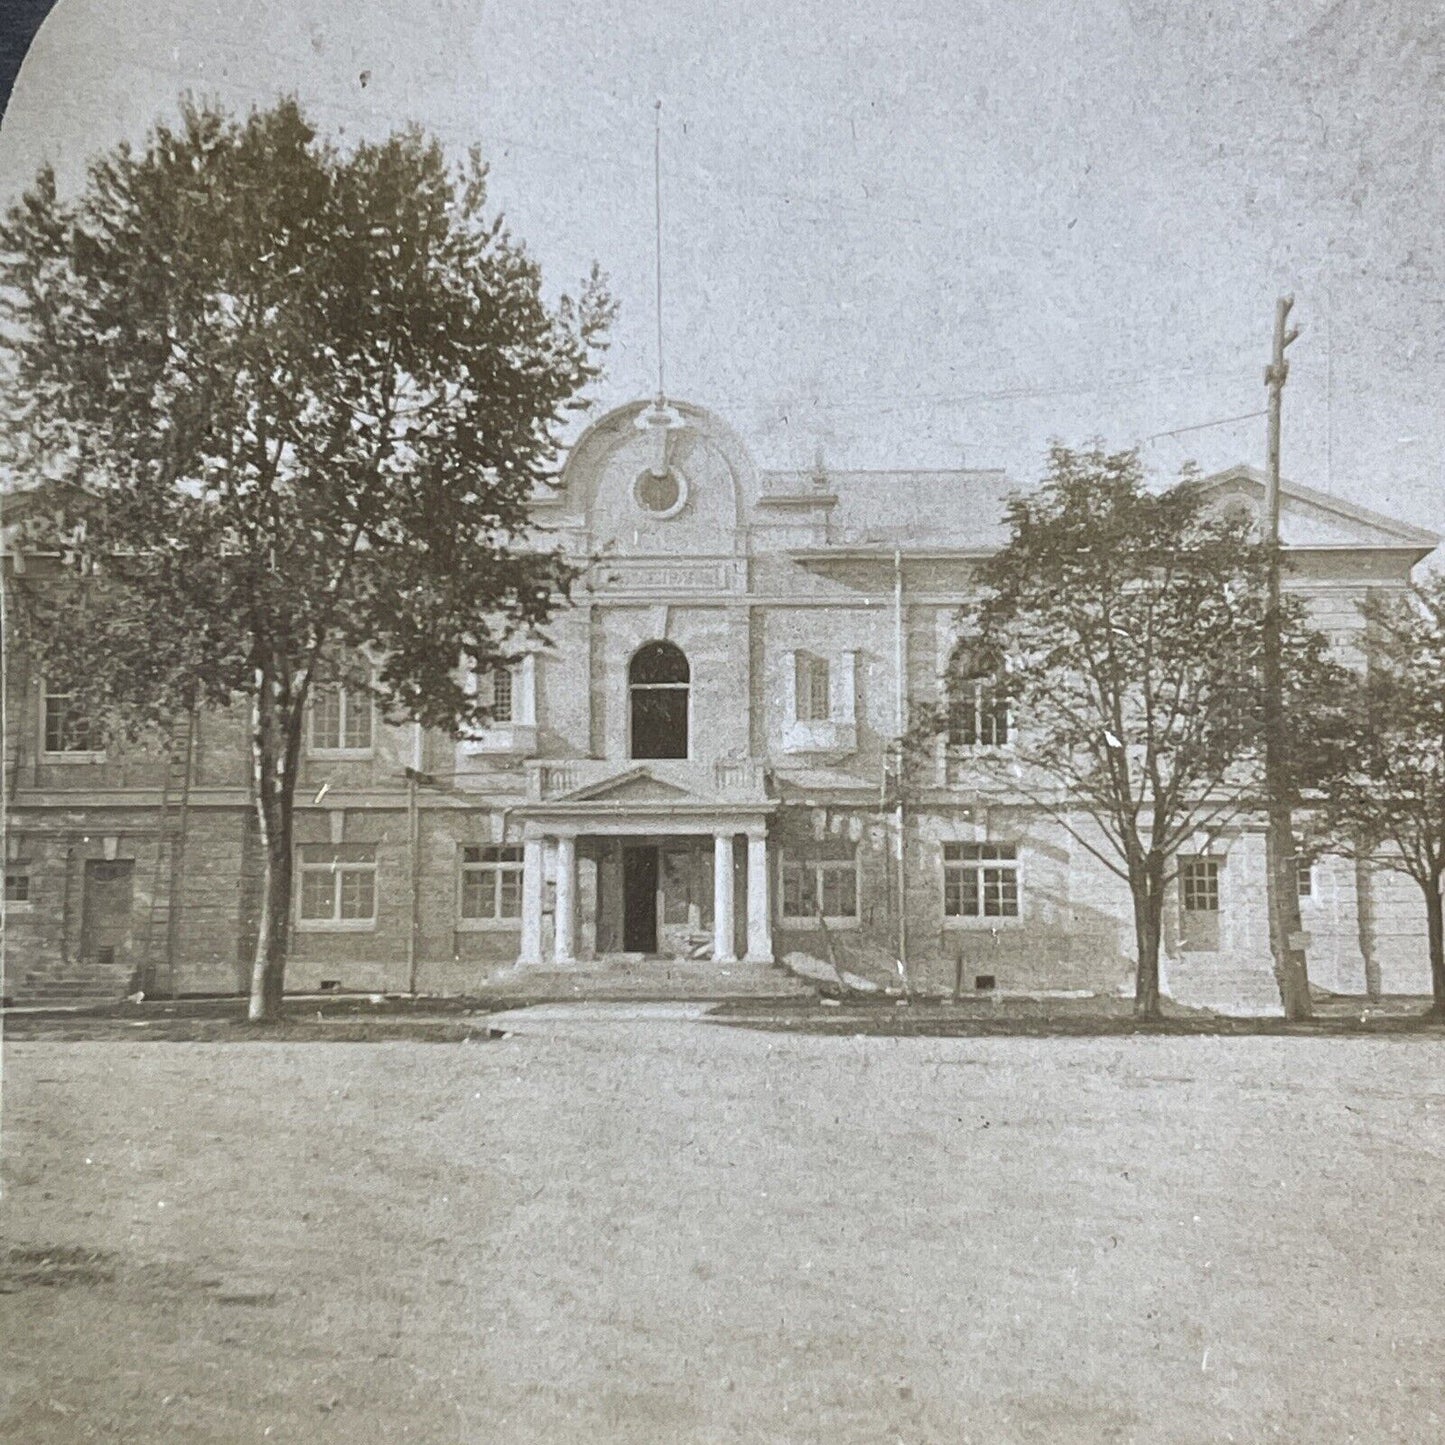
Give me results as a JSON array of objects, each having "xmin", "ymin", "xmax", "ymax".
[
  {"xmin": 406, "ymin": 722, "xmax": 422, "ymax": 998},
  {"xmin": 1263, "ymin": 294, "xmax": 1311, "ymax": 1019},
  {"xmin": 1324, "ymin": 245, "xmax": 1334, "ymax": 490},
  {"xmin": 892, "ymin": 548, "xmax": 910, "ymax": 994},
  {"xmin": 653, "ymin": 99, "xmax": 665, "ymax": 407}
]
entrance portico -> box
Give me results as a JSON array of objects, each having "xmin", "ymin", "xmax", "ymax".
[{"xmin": 512, "ymin": 762, "xmax": 776, "ymax": 968}]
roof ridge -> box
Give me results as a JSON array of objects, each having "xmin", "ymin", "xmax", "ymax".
[{"xmin": 1198, "ymin": 464, "xmax": 1439, "ymax": 548}]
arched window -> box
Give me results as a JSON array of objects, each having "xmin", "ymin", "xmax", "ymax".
[
  {"xmin": 629, "ymin": 641, "xmax": 690, "ymax": 759},
  {"xmin": 947, "ymin": 642, "xmax": 1009, "ymax": 747}
]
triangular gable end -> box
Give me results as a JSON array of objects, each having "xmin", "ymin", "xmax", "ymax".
[
  {"xmin": 552, "ymin": 766, "xmax": 699, "ymax": 804},
  {"xmin": 1198, "ymin": 465, "xmax": 1438, "ymax": 555}
]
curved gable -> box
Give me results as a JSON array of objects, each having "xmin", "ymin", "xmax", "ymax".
[{"xmin": 555, "ymin": 399, "xmax": 755, "ymax": 556}]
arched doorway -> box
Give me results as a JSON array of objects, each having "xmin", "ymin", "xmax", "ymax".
[{"xmin": 629, "ymin": 641, "xmax": 690, "ymax": 759}]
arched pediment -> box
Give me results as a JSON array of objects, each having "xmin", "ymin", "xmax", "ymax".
[{"xmin": 556, "ymin": 399, "xmax": 757, "ymax": 555}]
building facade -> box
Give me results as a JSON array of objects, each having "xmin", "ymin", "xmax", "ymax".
[{"xmin": 2, "ymin": 398, "xmax": 1438, "ymax": 1008}]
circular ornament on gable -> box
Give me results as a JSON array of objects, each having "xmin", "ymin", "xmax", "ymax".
[{"xmin": 633, "ymin": 466, "xmax": 688, "ymax": 519}]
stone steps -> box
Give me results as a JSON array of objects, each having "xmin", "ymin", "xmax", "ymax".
[{"xmin": 476, "ymin": 956, "xmax": 816, "ymax": 1001}]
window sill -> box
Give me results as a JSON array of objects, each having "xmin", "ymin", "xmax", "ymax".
[
  {"xmin": 943, "ymin": 915, "xmax": 1024, "ymax": 929},
  {"xmin": 779, "ymin": 916, "xmax": 861, "ymax": 931},
  {"xmin": 40, "ymin": 750, "xmax": 107, "ymax": 765},
  {"xmin": 306, "ymin": 748, "xmax": 375, "ymax": 761},
  {"xmin": 296, "ymin": 919, "xmax": 378, "ymax": 933},
  {"xmin": 782, "ymin": 721, "xmax": 857, "ymax": 755},
  {"xmin": 459, "ymin": 724, "xmax": 538, "ymax": 758},
  {"xmin": 4, "ymin": 901, "xmax": 34, "ymax": 915},
  {"xmin": 456, "ymin": 918, "xmax": 522, "ymax": 933}
]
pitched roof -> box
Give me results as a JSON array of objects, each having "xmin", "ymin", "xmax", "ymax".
[
  {"xmin": 759, "ymin": 468, "xmax": 1018, "ymax": 549},
  {"xmin": 1197, "ymin": 464, "xmax": 1439, "ymax": 553}
]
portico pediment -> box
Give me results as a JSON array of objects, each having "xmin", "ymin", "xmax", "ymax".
[
  {"xmin": 561, "ymin": 767, "xmax": 695, "ymax": 804},
  {"xmin": 1198, "ymin": 465, "xmax": 1438, "ymax": 556},
  {"xmin": 518, "ymin": 759, "xmax": 775, "ymax": 822}
]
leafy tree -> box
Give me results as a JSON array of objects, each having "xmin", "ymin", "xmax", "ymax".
[
  {"xmin": 0, "ymin": 99, "xmax": 613, "ymax": 1020},
  {"xmin": 1306, "ymin": 579, "xmax": 1445, "ymax": 1016},
  {"xmin": 913, "ymin": 444, "xmax": 1345, "ymax": 1018}
]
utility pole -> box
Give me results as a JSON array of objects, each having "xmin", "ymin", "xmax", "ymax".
[{"xmin": 1263, "ymin": 294, "xmax": 1312, "ymax": 1020}]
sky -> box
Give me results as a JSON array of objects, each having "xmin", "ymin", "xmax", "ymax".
[{"xmin": 2, "ymin": 0, "xmax": 1442, "ymax": 533}]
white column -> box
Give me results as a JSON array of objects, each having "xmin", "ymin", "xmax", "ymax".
[
  {"xmin": 745, "ymin": 831, "xmax": 773, "ymax": 963},
  {"xmin": 518, "ymin": 837, "xmax": 545, "ymax": 965},
  {"xmin": 713, "ymin": 832, "xmax": 737, "ymax": 963},
  {"xmin": 517, "ymin": 653, "xmax": 537, "ymax": 726},
  {"xmin": 783, "ymin": 650, "xmax": 799, "ymax": 728},
  {"xmin": 834, "ymin": 649, "xmax": 858, "ymax": 724},
  {"xmin": 553, "ymin": 834, "xmax": 578, "ymax": 964}
]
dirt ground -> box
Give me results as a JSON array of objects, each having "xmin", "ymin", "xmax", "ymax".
[{"xmin": 2, "ymin": 1004, "xmax": 1442, "ymax": 1443}]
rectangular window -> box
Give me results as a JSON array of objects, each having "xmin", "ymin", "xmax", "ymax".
[
  {"xmin": 1296, "ymin": 859, "xmax": 1313, "ymax": 898},
  {"xmin": 43, "ymin": 690, "xmax": 96, "ymax": 754},
  {"xmin": 297, "ymin": 844, "xmax": 377, "ymax": 926},
  {"xmin": 1180, "ymin": 857, "xmax": 1220, "ymax": 913},
  {"xmin": 489, "ymin": 668, "xmax": 514, "ymax": 724},
  {"xmin": 795, "ymin": 653, "xmax": 831, "ymax": 723},
  {"xmin": 818, "ymin": 860, "xmax": 856, "ymax": 918},
  {"xmin": 948, "ymin": 679, "xmax": 1009, "ymax": 748},
  {"xmin": 459, "ymin": 845, "xmax": 523, "ymax": 921},
  {"xmin": 309, "ymin": 684, "xmax": 373, "ymax": 754},
  {"xmin": 5, "ymin": 864, "xmax": 31, "ymax": 906},
  {"xmin": 943, "ymin": 842, "xmax": 1020, "ymax": 918},
  {"xmin": 780, "ymin": 848, "xmax": 858, "ymax": 922}
]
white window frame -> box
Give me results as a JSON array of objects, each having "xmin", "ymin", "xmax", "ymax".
[
  {"xmin": 795, "ymin": 652, "xmax": 831, "ymax": 724},
  {"xmin": 945, "ymin": 648, "xmax": 1012, "ymax": 750},
  {"xmin": 942, "ymin": 841, "xmax": 1022, "ymax": 925},
  {"xmin": 459, "ymin": 655, "xmax": 538, "ymax": 757},
  {"xmin": 778, "ymin": 847, "xmax": 861, "ymax": 930},
  {"xmin": 1296, "ymin": 858, "xmax": 1314, "ymax": 901},
  {"xmin": 1179, "ymin": 856, "xmax": 1221, "ymax": 914},
  {"xmin": 40, "ymin": 686, "xmax": 104, "ymax": 762},
  {"xmin": 295, "ymin": 844, "xmax": 378, "ymax": 931},
  {"xmin": 782, "ymin": 649, "xmax": 858, "ymax": 755},
  {"xmin": 457, "ymin": 845, "xmax": 524, "ymax": 930},
  {"xmin": 487, "ymin": 667, "xmax": 514, "ymax": 724},
  {"xmin": 4, "ymin": 860, "xmax": 33, "ymax": 913},
  {"xmin": 308, "ymin": 682, "xmax": 375, "ymax": 758}
]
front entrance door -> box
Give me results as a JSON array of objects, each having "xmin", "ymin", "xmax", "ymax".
[
  {"xmin": 81, "ymin": 859, "xmax": 136, "ymax": 986},
  {"xmin": 622, "ymin": 845, "xmax": 659, "ymax": 953}
]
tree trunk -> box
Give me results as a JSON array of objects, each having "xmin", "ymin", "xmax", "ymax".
[
  {"xmin": 247, "ymin": 679, "xmax": 303, "ymax": 1023},
  {"xmin": 1130, "ymin": 861, "xmax": 1165, "ymax": 1020},
  {"xmin": 1423, "ymin": 875, "xmax": 1445, "ymax": 1020}
]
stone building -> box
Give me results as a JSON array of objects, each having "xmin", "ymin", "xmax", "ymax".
[{"xmin": 2, "ymin": 398, "xmax": 1438, "ymax": 1008}]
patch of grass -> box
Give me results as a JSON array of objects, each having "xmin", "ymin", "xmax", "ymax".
[
  {"xmin": 1, "ymin": 1004, "xmax": 509, "ymax": 1043},
  {"xmin": 707, "ymin": 995, "xmax": 1445, "ymax": 1037},
  {"xmin": 0, "ymin": 1246, "xmax": 115, "ymax": 1293}
]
